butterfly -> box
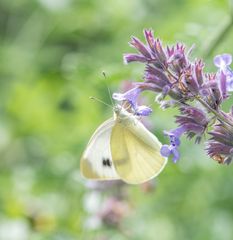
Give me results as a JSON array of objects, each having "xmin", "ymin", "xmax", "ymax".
[{"xmin": 80, "ymin": 104, "xmax": 167, "ymax": 184}]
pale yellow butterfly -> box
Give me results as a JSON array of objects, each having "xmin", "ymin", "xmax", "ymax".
[{"xmin": 80, "ymin": 105, "xmax": 167, "ymax": 184}]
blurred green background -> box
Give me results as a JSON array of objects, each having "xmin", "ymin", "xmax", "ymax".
[{"xmin": 1, "ymin": 0, "xmax": 233, "ymax": 239}]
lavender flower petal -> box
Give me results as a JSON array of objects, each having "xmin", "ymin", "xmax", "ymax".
[
  {"xmin": 136, "ymin": 105, "xmax": 152, "ymax": 116},
  {"xmin": 206, "ymin": 119, "xmax": 233, "ymax": 164},
  {"xmin": 226, "ymin": 68, "xmax": 233, "ymax": 92},
  {"xmin": 160, "ymin": 145, "xmax": 171, "ymax": 157},
  {"xmin": 130, "ymin": 37, "xmax": 151, "ymax": 58},
  {"xmin": 214, "ymin": 54, "xmax": 232, "ymax": 69},
  {"xmin": 171, "ymin": 148, "xmax": 180, "ymax": 163},
  {"xmin": 123, "ymin": 54, "xmax": 147, "ymax": 64},
  {"xmin": 214, "ymin": 54, "xmax": 233, "ymax": 93},
  {"xmin": 161, "ymin": 128, "xmax": 184, "ymax": 162},
  {"xmin": 176, "ymin": 106, "xmax": 208, "ymax": 142},
  {"xmin": 219, "ymin": 71, "xmax": 227, "ymax": 99},
  {"xmin": 144, "ymin": 29, "xmax": 155, "ymax": 52},
  {"xmin": 112, "ymin": 87, "xmax": 141, "ymax": 107}
]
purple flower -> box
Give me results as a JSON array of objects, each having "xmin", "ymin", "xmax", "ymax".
[
  {"xmin": 160, "ymin": 127, "xmax": 184, "ymax": 163},
  {"xmin": 218, "ymin": 71, "xmax": 228, "ymax": 100},
  {"xmin": 123, "ymin": 29, "xmax": 196, "ymax": 100},
  {"xmin": 176, "ymin": 106, "xmax": 208, "ymax": 143},
  {"xmin": 112, "ymin": 86, "xmax": 152, "ymax": 116},
  {"xmin": 214, "ymin": 54, "xmax": 232, "ymax": 70},
  {"xmin": 113, "ymin": 87, "xmax": 141, "ymax": 107},
  {"xmin": 135, "ymin": 105, "xmax": 152, "ymax": 116},
  {"xmin": 160, "ymin": 145, "xmax": 180, "ymax": 163},
  {"xmin": 123, "ymin": 54, "xmax": 147, "ymax": 64},
  {"xmin": 161, "ymin": 106, "xmax": 209, "ymax": 162},
  {"xmin": 214, "ymin": 54, "xmax": 233, "ymax": 92},
  {"xmin": 114, "ymin": 29, "xmax": 233, "ymax": 166},
  {"xmin": 200, "ymin": 73, "xmax": 227, "ymax": 109},
  {"xmin": 206, "ymin": 122, "xmax": 233, "ymax": 165},
  {"xmin": 124, "ymin": 29, "xmax": 169, "ymax": 69},
  {"xmin": 144, "ymin": 65, "xmax": 172, "ymax": 95},
  {"xmin": 206, "ymin": 107, "xmax": 233, "ymax": 165},
  {"xmin": 123, "ymin": 32, "xmax": 153, "ymax": 65},
  {"xmin": 227, "ymin": 70, "xmax": 233, "ymax": 91},
  {"xmin": 194, "ymin": 60, "xmax": 204, "ymax": 86},
  {"xmin": 130, "ymin": 36, "xmax": 151, "ymax": 59},
  {"xmin": 180, "ymin": 64, "xmax": 201, "ymax": 94},
  {"xmin": 167, "ymin": 43, "xmax": 188, "ymax": 74}
]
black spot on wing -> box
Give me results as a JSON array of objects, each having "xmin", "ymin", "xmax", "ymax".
[{"xmin": 102, "ymin": 157, "xmax": 112, "ymax": 167}]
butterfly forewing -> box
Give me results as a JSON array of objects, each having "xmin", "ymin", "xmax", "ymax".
[
  {"xmin": 80, "ymin": 118, "xmax": 120, "ymax": 180},
  {"xmin": 110, "ymin": 117, "xmax": 167, "ymax": 184}
]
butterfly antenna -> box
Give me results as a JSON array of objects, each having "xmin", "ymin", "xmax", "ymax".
[
  {"xmin": 89, "ymin": 96, "xmax": 112, "ymax": 108},
  {"xmin": 102, "ymin": 71, "xmax": 114, "ymax": 107}
]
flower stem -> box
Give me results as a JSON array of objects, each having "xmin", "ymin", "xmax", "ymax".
[
  {"xmin": 203, "ymin": 15, "xmax": 233, "ymax": 58},
  {"xmin": 195, "ymin": 96, "xmax": 233, "ymax": 128},
  {"xmin": 166, "ymin": 69, "xmax": 179, "ymax": 81}
]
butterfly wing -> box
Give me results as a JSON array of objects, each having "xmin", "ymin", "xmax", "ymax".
[
  {"xmin": 110, "ymin": 117, "xmax": 167, "ymax": 184},
  {"xmin": 80, "ymin": 118, "xmax": 120, "ymax": 180}
]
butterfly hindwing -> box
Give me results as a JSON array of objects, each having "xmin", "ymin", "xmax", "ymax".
[
  {"xmin": 110, "ymin": 117, "xmax": 167, "ymax": 184},
  {"xmin": 80, "ymin": 118, "xmax": 120, "ymax": 180}
]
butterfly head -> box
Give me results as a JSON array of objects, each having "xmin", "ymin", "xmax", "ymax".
[
  {"xmin": 113, "ymin": 105, "xmax": 123, "ymax": 115},
  {"xmin": 113, "ymin": 104, "xmax": 134, "ymax": 121}
]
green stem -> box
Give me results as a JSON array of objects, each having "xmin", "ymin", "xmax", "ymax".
[
  {"xmin": 195, "ymin": 96, "xmax": 233, "ymax": 128},
  {"xmin": 203, "ymin": 15, "xmax": 233, "ymax": 58}
]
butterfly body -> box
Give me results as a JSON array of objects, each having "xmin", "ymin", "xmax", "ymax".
[{"xmin": 80, "ymin": 105, "xmax": 167, "ymax": 184}]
